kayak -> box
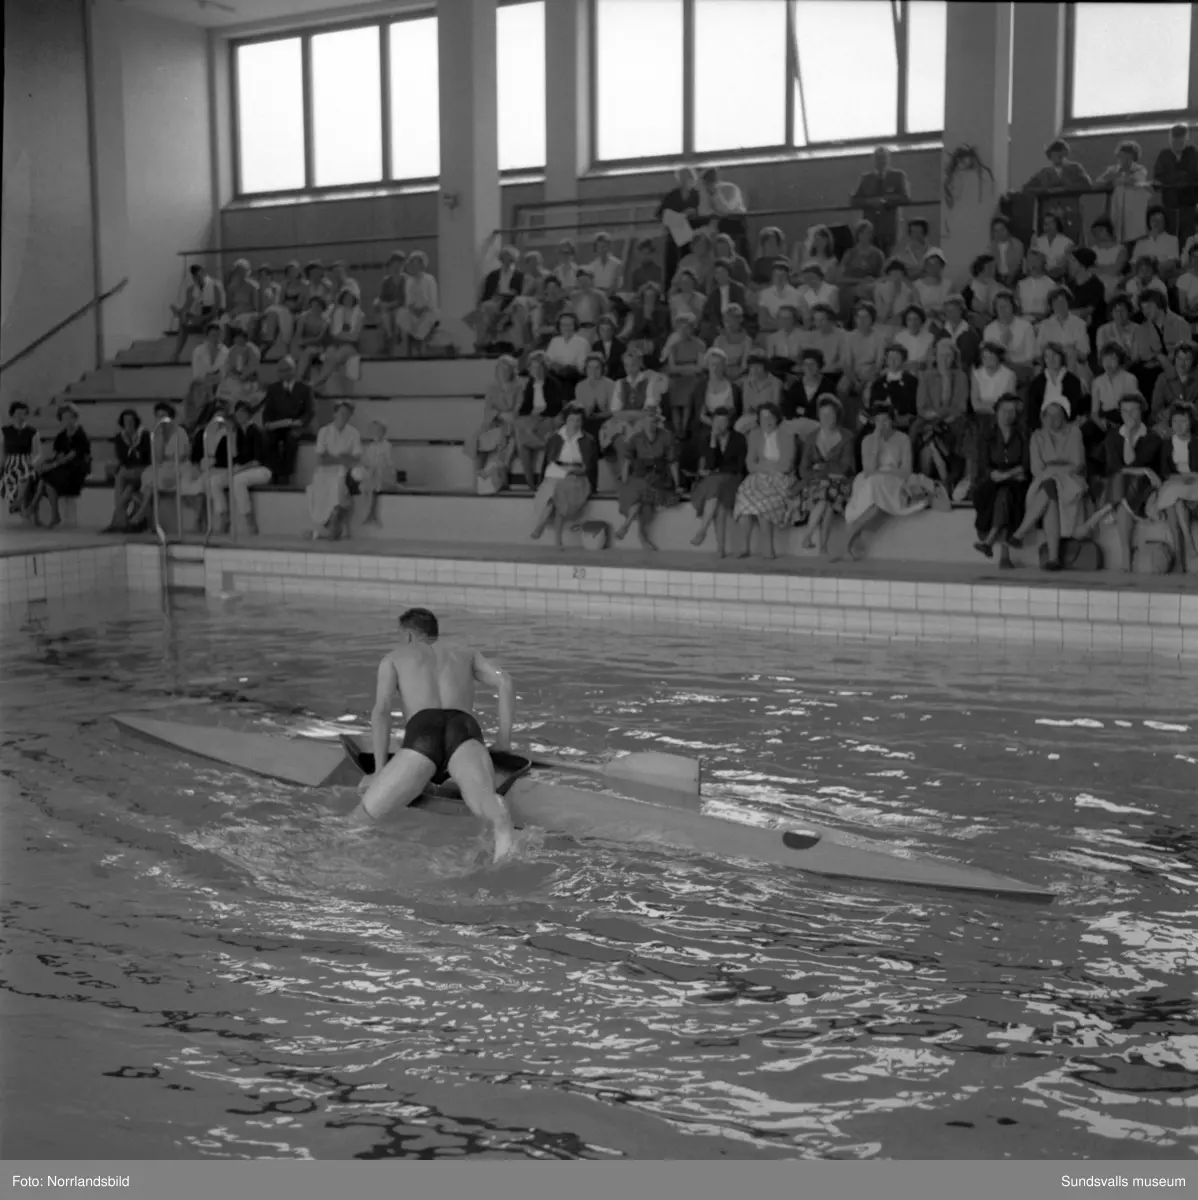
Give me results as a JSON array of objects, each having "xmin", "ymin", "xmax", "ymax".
[{"xmin": 111, "ymin": 711, "xmax": 1056, "ymax": 902}]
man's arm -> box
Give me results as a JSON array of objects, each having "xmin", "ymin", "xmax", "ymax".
[
  {"xmin": 473, "ymin": 651, "xmax": 513, "ymax": 750},
  {"xmin": 370, "ymin": 655, "xmax": 398, "ymax": 779}
]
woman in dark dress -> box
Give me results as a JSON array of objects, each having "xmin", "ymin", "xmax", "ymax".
[
  {"xmin": 689, "ymin": 406, "xmax": 747, "ymax": 557},
  {"xmin": 27, "ymin": 404, "xmax": 91, "ymax": 527},
  {"xmin": 1, "ymin": 401, "xmax": 42, "ymax": 515},
  {"xmin": 788, "ymin": 395, "xmax": 857, "ymax": 555},
  {"xmin": 972, "ymin": 393, "xmax": 1028, "ymax": 568},
  {"xmin": 615, "ymin": 405, "xmax": 681, "ymax": 551},
  {"xmin": 103, "ymin": 408, "xmax": 152, "ymax": 532}
]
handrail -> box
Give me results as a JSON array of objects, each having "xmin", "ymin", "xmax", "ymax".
[
  {"xmin": 0, "ymin": 278, "xmax": 129, "ymax": 376},
  {"xmin": 177, "ymin": 233, "xmax": 438, "ymax": 259},
  {"xmin": 202, "ymin": 418, "xmax": 238, "ymax": 547},
  {"xmin": 1019, "ymin": 179, "xmax": 1191, "ymax": 201},
  {"xmin": 149, "ymin": 416, "xmax": 183, "ymax": 612}
]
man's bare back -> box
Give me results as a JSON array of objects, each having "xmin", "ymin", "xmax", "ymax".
[{"xmin": 384, "ymin": 638, "xmax": 481, "ymax": 720}]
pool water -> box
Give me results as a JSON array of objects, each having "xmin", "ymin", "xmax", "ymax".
[{"xmin": 1, "ymin": 592, "xmax": 1195, "ymax": 1161}]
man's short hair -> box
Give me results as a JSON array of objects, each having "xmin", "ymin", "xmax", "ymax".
[
  {"xmin": 1171, "ymin": 123, "xmax": 1188, "ymax": 138},
  {"xmin": 399, "ymin": 608, "xmax": 439, "ymax": 640}
]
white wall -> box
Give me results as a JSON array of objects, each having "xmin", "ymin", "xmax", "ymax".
[{"xmin": 0, "ymin": 0, "xmax": 96, "ymax": 412}]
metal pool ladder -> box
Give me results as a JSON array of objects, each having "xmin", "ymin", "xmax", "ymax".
[
  {"xmin": 201, "ymin": 418, "xmax": 238, "ymax": 549},
  {"xmin": 149, "ymin": 415, "xmax": 183, "ymax": 612}
]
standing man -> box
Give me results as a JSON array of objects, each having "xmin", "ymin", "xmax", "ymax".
[
  {"xmin": 850, "ymin": 146, "xmax": 911, "ymax": 255},
  {"xmin": 1153, "ymin": 124, "xmax": 1198, "ymax": 247},
  {"xmin": 258, "ymin": 356, "xmax": 314, "ymax": 484},
  {"xmin": 352, "ymin": 609, "xmax": 517, "ymax": 863},
  {"xmin": 657, "ymin": 167, "xmax": 703, "ymax": 290}
]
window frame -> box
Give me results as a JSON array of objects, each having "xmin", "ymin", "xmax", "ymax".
[
  {"xmin": 1063, "ymin": 1, "xmax": 1198, "ymax": 129},
  {"xmin": 229, "ymin": 0, "xmax": 545, "ymax": 202},
  {"xmin": 588, "ymin": 0, "xmax": 943, "ymax": 170}
]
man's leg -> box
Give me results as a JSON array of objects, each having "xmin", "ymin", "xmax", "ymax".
[
  {"xmin": 355, "ymin": 748, "xmax": 439, "ymax": 824},
  {"xmin": 446, "ymin": 740, "xmax": 516, "ymax": 862}
]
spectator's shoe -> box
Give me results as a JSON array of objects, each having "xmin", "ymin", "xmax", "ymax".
[
  {"xmin": 243, "ymin": 514, "xmax": 259, "ymax": 536},
  {"xmin": 972, "ymin": 541, "xmax": 993, "ymax": 559},
  {"xmin": 952, "ymin": 479, "xmax": 972, "ymax": 504}
]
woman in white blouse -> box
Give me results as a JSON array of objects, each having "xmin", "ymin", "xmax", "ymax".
[
  {"xmin": 1031, "ymin": 211, "xmax": 1075, "ymax": 281},
  {"xmin": 971, "ymin": 341, "xmax": 1018, "ymax": 420},
  {"xmin": 306, "ymin": 399, "xmax": 363, "ymax": 539},
  {"xmin": 1089, "ymin": 217, "xmax": 1130, "ymax": 303},
  {"xmin": 311, "ymin": 288, "xmax": 364, "ymax": 391},
  {"xmin": 983, "ymin": 292, "xmax": 1037, "ymax": 383},
  {"xmin": 1015, "ymin": 250, "xmax": 1054, "ymax": 323},
  {"xmin": 1153, "ymin": 403, "xmax": 1198, "ymax": 572},
  {"xmin": 1035, "ymin": 287, "xmax": 1093, "ymax": 384},
  {"xmin": 545, "ymin": 311, "xmax": 592, "ymax": 393},
  {"xmin": 396, "ymin": 251, "xmax": 441, "ymax": 356},
  {"xmin": 894, "ymin": 305, "xmax": 935, "ymax": 371}
]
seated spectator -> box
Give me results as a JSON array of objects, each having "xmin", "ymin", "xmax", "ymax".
[
  {"xmin": 25, "ymin": 404, "xmax": 90, "ymax": 528},
  {"xmin": 892, "ymin": 218, "xmax": 931, "ymax": 280},
  {"xmin": 698, "ymin": 166, "xmax": 750, "ymax": 259},
  {"xmin": 1066, "ymin": 247, "xmax": 1107, "ymax": 333},
  {"xmin": 312, "ymin": 288, "xmax": 364, "ymax": 391},
  {"xmin": 894, "ymin": 305, "xmax": 936, "ymax": 371},
  {"xmin": 1153, "ymin": 123, "xmax": 1198, "ymax": 246},
  {"xmin": 171, "ymin": 265, "xmax": 226, "ymax": 362},
  {"xmin": 988, "ymin": 216, "xmax": 1025, "ymax": 287},
  {"xmin": 1087, "ymin": 342, "xmax": 1141, "ymax": 474},
  {"xmin": 663, "ymin": 312, "xmax": 707, "ymax": 440},
  {"xmin": 1177, "ymin": 243, "xmax": 1198, "ymax": 322},
  {"xmin": 306, "ymin": 399, "xmax": 362, "ymax": 540},
  {"xmin": 668, "ymin": 269, "xmax": 706, "ymax": 326},
  {"xmin": 712, "ymin": 232, "xmax": 752, "ymax": 287},
  {"xmin": 874, "ymin": 257, "xmax": 919, "ymax": 328},
  {"xmin": 971, "ymin": 393, "xmax": 1028, "ymax": 567},
  {"xmin": 1027, "ymin": 341, "xmax": 1086, "ymax": 431},
  {"xmin": 465, "ymin": 355, "xmax": 523, "ymax": 493},
  {"xmin": 1016, "ymin": 249, "xmax": 1055, "ymax": 322},
  {"xmin": 570, "ymin": 268, "xmax": 609, "ymax": 337},
  {"xmin": 593, "ymin": 313, "xmax": 626, "ymax": 381},
  {"xmin": 533, "ymin": 276, "xmax": 570, "ymax": 348},
  {"xmin": 259, "ymin": 356, "xmax": 314, "ymax": 485},
  {"xmin": 713, "ymin": 305, "xmax": 752, "ymax": 381},
  {"xmin": 764, "ymin": 304, "xmax": 805, "ymax": 380},
  {"xmin": 751, "ymin": 227, "xmax": 787, "ymax": 285},
  {"xmin": 1036, "ymin": 287, "xmax": 1092, "ymax": 383},
  {"xmin": 795, "ymin": 262, "xmax": 840, "ymax": 328},
  {"xmin": 477, "ymin": 246, "xmax": 522, "ymax": 353},
  {"xmin": 1023, "ymin": 139, "xmax": 1092, "ymax": 242},
  {"xmin": 696, "ymin": 348, "xmax": 738, "ymax": 435},
  {"xmin": 756, "ymin": 260, "xmax": 802, "ymax": 333},
  {"xmin": 971, "ymin": 341, "xmax": 1018, "ymax": 426},
  {"xmin": 674, "ymin": 231, "xmax": 716, "ymax": 292},
  {"xmin": 519, "ymin": 249, "xmax": 550, "ymax": 297},
  {"xmin": 1133, "ymin": 206, "xmax": 1182, "ymax": 282},
  {"xmin": 792, "ymin": 224, "xmax": 841, "ymax": 283},
  {"xmin": 912, "ymin": 250, "xmax": 951, "ymax": 327},
  {"xmin": 1089, "ymin": 217, "xmax": 1130, "ymax": 302},
  {"xmin": 843, "ymin": 402, "xmax": 933, "ymax": 560},
  {"xmin": 217, "ymin": 327, "xmax": 264, "ymax": 407},
  {"xmin": 1031, "ymin": 211, "xmax": 1075, "ymax": 282},
  {"xmin": 1096, "ymin": 294, "xmax": 1138, "ymax": 364},
  {"xmin": 738, "ymin": 350, "xmax": 783, "ymax": 433},
  {"xmin": 1096, "ymin": 141, "xmax": 1154, "ymax": 243},
  {"xmin": 850, "ymin": 145, "xmax": 911, "ymax": 254},
  {"xmin": 262, "ymin": 260, "xmax": 305, "ymax": 355},
  {"xmin": 1153, "ymin": 402, "xmax": 1198, "ymax": 572},
  {"xmin": 553, "ymin": 239, "xmax": 580, "ymax": 291},
  {"xmin": 352, "ymin": 420, "xmax": 398, "ymax": 525},
  {"xmin": 2, "ymin": 401, "xmax": 42, "ymax": 517},
  {"xmin": 546, "ymin": 311, "xmax": 592, "ymax": 392},
  {"xmin": 629, "ymin": 239, "xmax": 665, "ymax": 292},
  {"xmin": 291, "ymin": 296, "xmax": 330, "ymax": 384},
  {"xmin": 839, "ymin": 220, "xmax": 886, "ymax": 303},
  {"xmin": 939, "ymin": 294, "xmax": 982, "ymax": 369},
  {"xmin": 1151, "ymin": 342, "xmax": 1198, "ymax": 432},
  {"xmin": 1132, "ymin": 289, "xmax": 1191, "ymax": 398},
  {"xmin": 865, "ymin": 343, "xmax": 919, "ymax": 430},
  {"xmin": 839, "ymin": 301, "xmax": 888, "ymax": 407},
  {"xmin": 690, "ymin": 406, "xmax": 747, "ymax": 557},
  {"xmin": 911, "ymin": 337, "xmax": 970, "ymax": 486},
  {"xmin": 733, "ymin": 403, "xmax": 796, "ymax": 559},
  {"xmin": 530, "ymin": 406, "xmax": 598, "ymax": 547},
  {"xmin": 397, "ymin": 252, "xmax": 440, "ymax": 356},
  {"xmin": 788, "ymin": 395, "xmax": 856, "ymax": 554},
  {"xmin": 514, "ymin": 352, "xmax": 567, "ymax": 488},
  {"xmin": 206, "ymin": 400, "xmax": 269, "ymax": 537},
  {"xmin": 574, "ymin": 350, "xmax": 617, "ymax": 446},
  {"xmin": 1009, "ymin": 393, "xmax": 1088, "ymax": 570},
  {"xmin": 585, "ymin": 233, "xmax": 624, "ymax": 296},
  {"xmin": 621, "ymin": 281, "xmax": 671, "ymax": 365},
  {"xmin": 1124, "ymin": 254, "xmax": 1169, "ymax": 317},
  {"xmin": 126, "ymin": 401, "xmax": 192, "ymax": 529},
  {"xmin": 983, "ymin": 292, "xmax": 1037, "ymax": 383},
  {"xmin": 601, "ymin": 348, "xmax": 668, "ymax": 463},
  {"xmin": 184, "ymin": 323, "xmax": 229, "ymax": 431},
  {"xmin": 302, "ymin": 260, "xmax": 332, "ymax": 310},
  {"xmin": 102, "ymin": 408, "xmax": 151, "ymax": 532},
  {"xmin": 252, "ymin": 264, "xmax": 281, "ymax": 352},
  {"xmin": 327, "ymin": 261, "xmax": 358, "ymax": 305},
  {"xmin": 788, "ymin": 348, "xmax": 828, "ymax": 424},
  {"xmin": 1076, "ymin": 392, "xmax": 1161, "ymax": 569},
  {"xmin": 700, "ymin": 258, "xmax": 748, "ymax": 342},
  {"xmin": 614, "ymin": 404, "xmax": 680, "ymax": 551},
  {"xmin": 224, "ymin": 259, "xmax": 260, "ymax": 343},
  {"xmin": 962, "ymin": 254, "xmax": 1002, "ymax": 332},
  {"xmin": 806, "ymin": 305, "xmax": 847, "ymax": 387}
]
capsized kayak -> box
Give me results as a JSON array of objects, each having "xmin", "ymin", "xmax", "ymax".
[{"xmin": 111, "ymin": 712, "xmax": 1055, "ymax": 901}]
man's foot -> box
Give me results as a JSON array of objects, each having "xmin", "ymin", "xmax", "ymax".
[{"xmin": 492, "ymin": 825, "xmax": 517, "ymax": 863}]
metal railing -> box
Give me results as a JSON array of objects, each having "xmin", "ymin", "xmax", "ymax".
[
  {"xmin": 0, "ymin": 278, "xmax": 128, "ymax": 377},
  {"xmin": 1023, "ymin": 179, "xmax": 1195, "ymax": 242}
]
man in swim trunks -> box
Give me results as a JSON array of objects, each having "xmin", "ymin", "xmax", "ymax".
[{"xmin": 351, "ymin": 607, "xmax": 517, "ymax": 862}]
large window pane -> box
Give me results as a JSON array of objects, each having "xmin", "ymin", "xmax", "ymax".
[
  {"xmin": 311, "ymin": 27, "xmax": 382, "ymax": 186},
  {"xmin": 390, "ymin": 17, "xmax": 440, "ymax": 179},
  {"xmin": 1071, "ymin": 3, "xmax": 1190, "ymax": 118},
  {"xmin": 905, "ymin": 0, "xmax": 946, "ymax": 133},
  {"xmin": 236, "ymin": 39, "xmax": 305, "ymax": 193},
  {"xmin": 794, "ymin": 0, "xmax": 896, "ymax": 142},
  {"xmin": 694, "ymin": 0, "xmax": 786, "ymax": 152},
  {"xmin": 498, "ymin": 1, "xmax": 546, "ymax": 170},
  {"xmin": 596, "ymin": 0, "xmax": 683, "ymax": 160}
]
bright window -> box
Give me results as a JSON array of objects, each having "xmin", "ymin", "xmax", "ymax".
[
  {"xmin": 390, "ymin": 17, "xmax": 441, "ymax": 179},
  {"xmin": 595, "ymin": 0, "xmax": 684, "ymax": 160},
  {"xmin": 1070, "ymin": 3, "xmax": 1191, "ymax": 119},
  {"xmin": 905, "ymin": 1, "xmax": 946, "ymax": 134},
  {"xmin": 311, "ymin": 27, "xmax": 383, "ymax": 187},
  {"xmin": 235, "ymin": 38, "xmax": 305, "ymax": 194},
  {"xmin": 498, "ymin": 0, "xmax": 546, "ymax": 170},
  {"xmin": 693, "ymin": 0, "xmax": 787, "ymax": 152}
]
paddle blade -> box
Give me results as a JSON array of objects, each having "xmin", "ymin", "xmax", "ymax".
[{"xmin": 604, "ymin": 750, "xmax": 701, "ymax": 794}]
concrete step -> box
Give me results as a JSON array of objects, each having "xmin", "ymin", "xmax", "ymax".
[{"xmin": 119, "ymin": 324, "xmax": 401, "ymax": 363}]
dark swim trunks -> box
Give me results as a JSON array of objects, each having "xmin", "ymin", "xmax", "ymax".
[{"xmin": 401, "ymin": 708, "xmax": 484, "ymax": 773}]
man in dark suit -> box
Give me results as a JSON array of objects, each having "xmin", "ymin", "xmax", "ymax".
[
  {"xmin": 850, "ymin": 146, "xmax": 912, "ymax": 254},
  {"xmin": 1153, "ymin": 124, "xmax": 1198, "ymax": 245},
  {"xmin": 699, "ymin": 258, "xmax": 748, "ymax": 342},
  {"xmin": 257, "ymin": 356, "xmax": 314, "ymax": 484},
  {"xmin": 657, "ymin": 166, "xmax": 703, "ymax": 287},
  {"xmin": 478, "ymin": 245, "xmax": 525, "ymax": 351}
]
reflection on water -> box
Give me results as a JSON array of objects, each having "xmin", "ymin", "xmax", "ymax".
[{"xmin": 1, "ymin": 592, "xmax": 1195, "ymax": 1161}]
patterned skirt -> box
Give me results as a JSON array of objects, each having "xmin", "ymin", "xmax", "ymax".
[
  {"xmin": 733, "ymin": 471, "xmax": 792, "ymax": 524},
  {"xmin": 1, "ymin": 454, "xmax": 35, "ymax": 512},
  {"xmin": 618, "ymin": 470, "xmax": 679, "ymax": 517},
  {"xmin": 690, "ymin": 471, "xmax": 740, "ymax": 515},
  {"xmin": 787, "ymin": 474, "xmax": 852, "ymax": 525}
]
